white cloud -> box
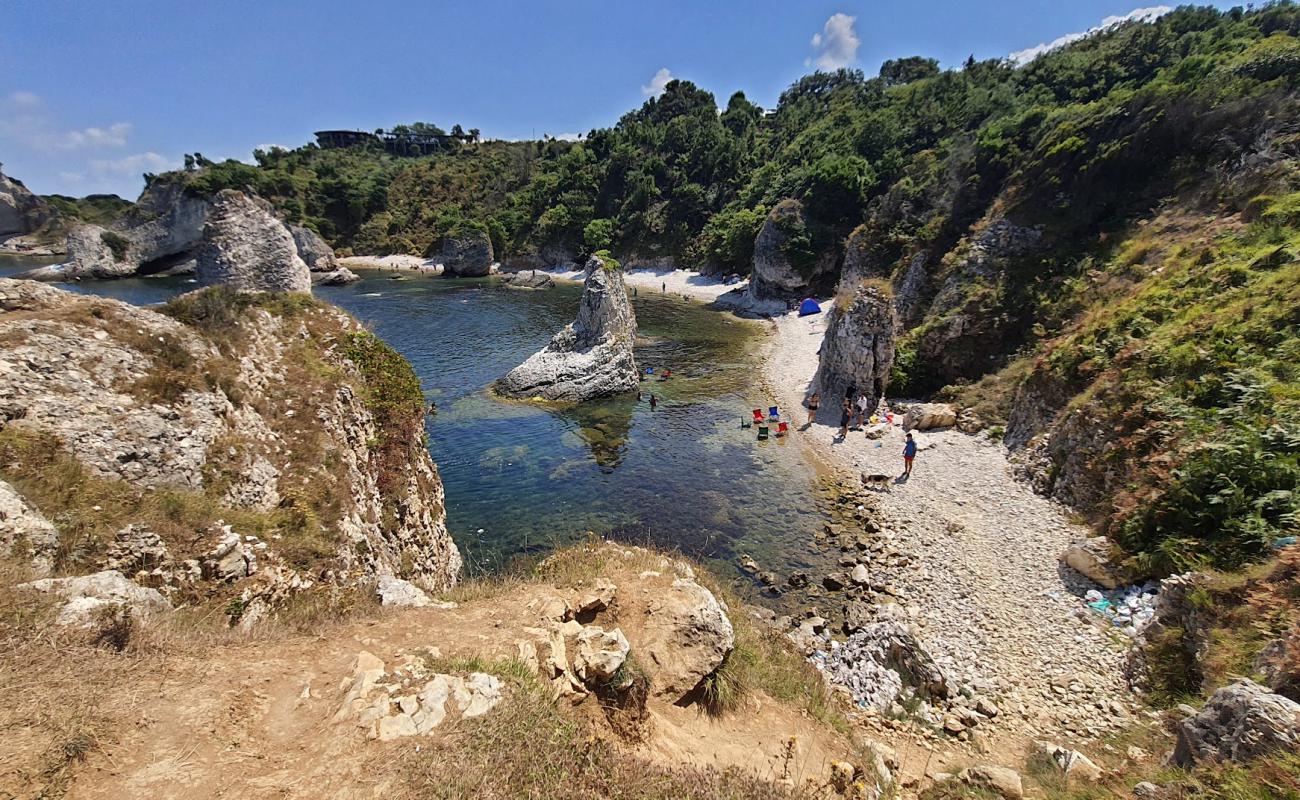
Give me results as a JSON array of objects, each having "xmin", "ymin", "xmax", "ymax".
[
  {"xmin": 53, "ymin": 122, "xmax": 133, "ymax": 151},
  {"xmin": 807, "ymin": 13, "xmax": 860, "ymax": 70},
  {"xmin": 1010, "ymin": 6, "xmax": 1172, "ymax": 65},
  {"xmin": 90, "ymin": 152, "xmax": 175, "ymax": 175},
  {"xmin": 551, "ymin": 132, "xmax": 583, "ymax": 142},
  {"xmin": 641, "ymin": 67, "xmax": 674, "ymax": 97},
  {"xmin": 254, "ymin": 143, "xmax": 290, "ymax": 153},
  {"xmin": 58, "ymin": 171, "xmax": 85, "ymax": 184},
  {"xmin": 8, "ymin": 90, "xmax": 42, "ymax": 107},
  {"xmin": 0, "ymin": 92, "xmax": 133, "ymax": 152}
]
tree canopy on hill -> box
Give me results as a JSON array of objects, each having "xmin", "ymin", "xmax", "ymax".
[{"xmin": 150, "ymin": 5, "xmax": 1300, "ymax": 271}]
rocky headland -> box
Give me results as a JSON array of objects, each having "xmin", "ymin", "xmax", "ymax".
[
  {"xmin": 496, "ymin": 253, "xmax": 639, "ymax": 402},
  {"xmin": 0, "ymin": 168, "xmax": 55, "ymax": 247},
  {"xmin": 0, "ymin": 278, "xmax": 460, "ymax": 629}
]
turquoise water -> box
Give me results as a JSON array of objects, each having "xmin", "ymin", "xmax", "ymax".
[{"xmin": 0, "ymin": 258, "xmax": 826, "ymax": 591}]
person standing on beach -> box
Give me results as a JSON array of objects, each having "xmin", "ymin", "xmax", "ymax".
[
  {"xmin": 854, "ymin": 392, "xmax": 870, "ymax": 428},
  {"xmin": 837, "ymin": 396, "xmax": 851, "ymax": 440},
  {"xmin": 902, "ymin": 433, "xmax": 917, "ymax": 478},
  {"xmin": 806, "ymin": 392, "xmax": 820, "ymax": 428}
]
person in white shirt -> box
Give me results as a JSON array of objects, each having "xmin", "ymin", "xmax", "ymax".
[{"xmin": 854, "ymin": 393, "xmax": 870, "ymax": 428}]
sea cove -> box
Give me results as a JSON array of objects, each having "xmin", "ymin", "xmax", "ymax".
[{"xmin": 0, "ymin": 255, "xmax": 827, "ymax": 585}]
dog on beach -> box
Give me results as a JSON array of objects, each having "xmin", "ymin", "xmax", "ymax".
[{"xmin": 861, "ymin": 472, "xmax": 892, "ymax": 492}]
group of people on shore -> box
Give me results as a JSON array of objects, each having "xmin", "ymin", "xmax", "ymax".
[{"xmin": 803, "ymin": 387, "xmax": 917, "ymax": 478}]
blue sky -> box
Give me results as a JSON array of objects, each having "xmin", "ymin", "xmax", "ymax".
[{"xmin": 1, "ymin": 1, "xmax": 1236, "ymax": 199}]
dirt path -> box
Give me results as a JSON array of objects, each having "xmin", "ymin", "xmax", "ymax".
[
  {"xmin": 61, "ymin": 557, "xmax": 857, "ymax": 799},
  {"xmin": 761, "ymin": 309, "xmax": 1138, "ymax": 753}
]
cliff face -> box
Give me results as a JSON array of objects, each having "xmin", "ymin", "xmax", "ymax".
[
  {"xmin": 0, "ymin": 170, "xmax": 53, "ymax": 239},
  {"xmin": 810, "ymin": 283, "xmax": 896, "ymax": 412},
  {"xmin": 53, "ymin": 178, "xmax": 341, "ymax": 283},
  {"xmin": 496, "ymin": 254, "xmax": 638, "ymax": 402},
  {"xmin": 0, "ymin": 279, "xmax": 459, "ymax": 602},
  {"xmin": 747, "ymin": 199, "xmax": 834, "ymax": 300}
]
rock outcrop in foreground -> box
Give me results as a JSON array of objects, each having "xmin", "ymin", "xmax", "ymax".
[
  {"xmin": 197, "ymin": 190, "xmax": 312, "ymax": 293},
  {"xmin": 0, "ymin": 278, "xmax": 460, "ymax": 624},
  {"xmin": 496, "ymin": 254, "xmax": 638, "ymax": 402},
  {"xmin": 810, "ymin": 283, "xmax": 895, "ymax": 412},
  {"xmin": 1174, "ymin": 679, "xmax": 1300, "ymax": 766}
]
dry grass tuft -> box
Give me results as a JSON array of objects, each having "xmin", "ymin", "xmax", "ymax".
[{"xmin": 387, "ymin": 659, "xmax": 819, "ymax": 800}]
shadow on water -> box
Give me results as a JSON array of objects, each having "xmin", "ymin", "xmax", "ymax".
[{"xmin": 2, "ymin": 261, "xmax": 831, "ymax": 600}]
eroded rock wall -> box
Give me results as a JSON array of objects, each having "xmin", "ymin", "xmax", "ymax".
[
  {"xmin": 810, "ymin": 284, "xmax": 896, "ymax": 412},
  {"xmin": 0, "ymin": 279, "xmax": 460, "ymax": 592}
]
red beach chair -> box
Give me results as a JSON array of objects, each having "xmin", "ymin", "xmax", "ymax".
[
  {"xmin": 752, "ymin": 409, "xmax": 764, "ymax": 423},
  {"xmin": 777, "ymin": 421, "xmax": 790, "ymax": 437}
]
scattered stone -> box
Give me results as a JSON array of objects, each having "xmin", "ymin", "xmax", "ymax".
[
  {"xmin": 957, "ymin": 765, "xmax": 1023, "ymax": 800},
  {"xmin": 572, "ymin": 625, "xmax": 630, "ymax": 682},
  {"xmin": 204, "ymin": 525, "xmax": 257, "ymax": 581},
  {"xmin": 19, "ymin": 569, "xmax": 171, "ymax": 627},
  {"xmin": 0, "ymin": 478, "xmax": 58, "ymax": 576},
  {"xmin": 1173, "ymin": 679, "xmax": 1300, "ymax": 766},
  {"xmin": 334, "ymin": 650, "xmax": 503, "ymax": 739},
  {"xmin": 812, "ymin": 619, "xmax": 950, "ymax": 711},
  {"xmin": 1033, "ymin": 741, "xmax": 1103, "ymax": 782},
  {"xmin": 377, "ymin": 574, "xmax": 434, "ymax": 607},
  {"xmin": 573, "ymin": 579, "xmax": 617, "ymax": 617},
  {"xmin": 104, "ymin": 524, "xmax": 170, "ymax": 574}
]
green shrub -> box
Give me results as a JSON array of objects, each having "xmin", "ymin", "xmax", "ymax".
[{"xmin": 99, "ymin": 231, "xmax": 130, "ymax": 262}]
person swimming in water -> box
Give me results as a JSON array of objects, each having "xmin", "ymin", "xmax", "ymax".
[{"xmin": 650, "ymin": 394, "xmax": 658, "ymax": 410}]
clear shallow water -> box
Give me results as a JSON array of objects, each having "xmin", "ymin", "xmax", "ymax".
[{"xmin": 0, "ymin": 258, "xmax": 826, "ymax": 590}]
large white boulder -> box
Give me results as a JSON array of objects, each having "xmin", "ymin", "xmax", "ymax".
[
  {"xmin": 638, "ymin": 577, "xmax": 735, "ymax": 700},
  {"xmin": 196, "ymin": 190, "xmax": 311, "ymax": 293},
  {"xmin": 19, "ymin": 570, "xmax": 171, "ymax": 627},
  {"xmin": 0, "ymin": 479, "xmax": 58, "ymax": 576},
  {"xmin": 1060, "ymin": 536, "xmax": 1132, "ymax": 589},
  {"xmin": 496, "ymin": 255, "xmax": 638, "ymax": 402},
  {"xmin": 902, "ymin": 402, "xmax": 957, "ymax": 431}
]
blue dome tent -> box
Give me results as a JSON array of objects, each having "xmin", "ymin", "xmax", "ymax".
[{"xmin": 797, "ymin": 298, "xmax": 821, "ymax": 317}]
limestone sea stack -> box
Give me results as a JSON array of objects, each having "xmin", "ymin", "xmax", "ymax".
[
  {"xmin": 496, "ymin": 254, "xmax": 638, "ymax": 402},
  {"xmin": 810, "ymin": 282, "xmax": 896, "ymax": 412},
  {"xmin": 197, "ymin": 190, "xmax": 312, "ymax": 293},
  {"xmin": 291, "ymin": 224, "xmax": 360, "ymax": 285},
  {"xmin": 439, "ymin": 224, "xmax": 494, "ymax": 277}
]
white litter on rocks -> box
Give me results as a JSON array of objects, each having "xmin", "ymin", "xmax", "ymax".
[{"xmin": 1078, "ymin": 580, "xmax": 1161, "ymax": 638}]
